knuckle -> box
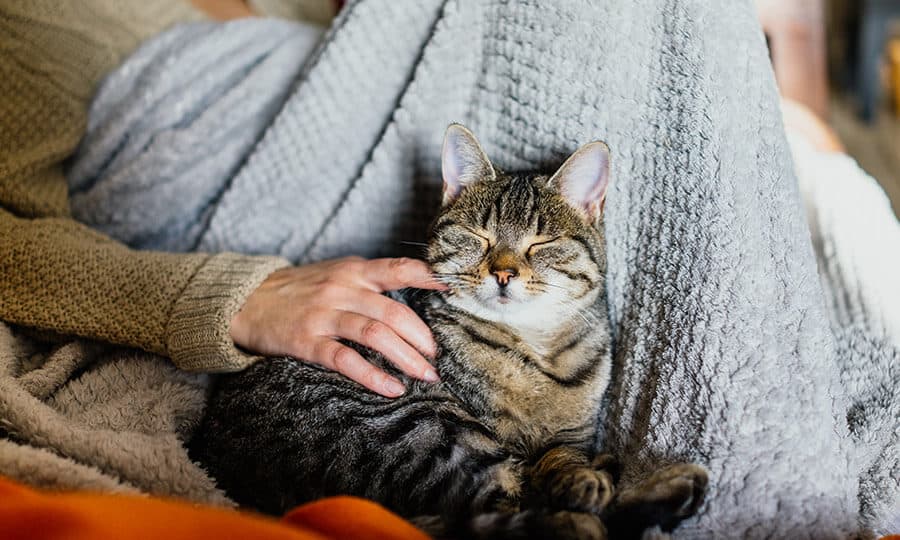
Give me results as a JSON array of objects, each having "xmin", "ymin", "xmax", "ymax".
[
  {"xmin": 361, "ymin": 319, "xmax": 388, "ymax": 342},
  {"xmin": 388, "ymin": 257, "xmax": 413, "ymax": 273},
  {"xmin": 317, "ymin": 280, "xmax": 342, "ymax": 297},
  {"xmin": 314, "ymin": 278, "xmax": 344, "ymax": 304},
  {"xmin": 389, "ymin": 257, "xmax": 422, "ymax": 284},
  {"xmin": 330, "ymin": 344, "xmax": 355, "ymax": 372},
  {"xmin": 336, "ymin": 257, "xmax": 365, "ymax": 275}
]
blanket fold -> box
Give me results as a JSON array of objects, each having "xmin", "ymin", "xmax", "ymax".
[{"xmin": 0, "ymin": 1, "xmax": 896, "ymax": 538}]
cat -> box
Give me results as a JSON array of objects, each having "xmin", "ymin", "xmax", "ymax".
[{"xmin": 188, "ymin": 124, "xmax": 707, "ymax": 539}]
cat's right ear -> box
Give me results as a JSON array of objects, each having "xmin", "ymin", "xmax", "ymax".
[
  {"xmin": 548, "ymin": 141, "xmax": 610, "ymax": 222},
  {"xmin": 442, "ymin": 123, "xmax": 495, "ymax": 205}
]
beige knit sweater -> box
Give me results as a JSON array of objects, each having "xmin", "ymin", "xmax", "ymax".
[{"xmin": 0, "ymin": 1, "xmax": 290, "ymax": 372}]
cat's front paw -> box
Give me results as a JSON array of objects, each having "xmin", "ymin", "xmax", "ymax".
[
  {"xmin": 625, "ymin": 463, "xmax": 708, "ymax": 520},
  {"xmin": 590, "ymin": 453, "xmax": 621, "ymax": 484},
  {"xmin": 607, "ymin": 463, "xmax": 708, "ymax": 537},
  {"xmin": 546, "ymin": 466, "xmax": 615, "ymax": 515}
]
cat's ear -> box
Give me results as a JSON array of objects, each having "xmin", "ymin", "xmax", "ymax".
[
  {"xmin": 442, "ymin": 123, "xmax": 495, "ymax": 205},
  {"xmin": 548, "ymin": 141, "xmax": 610, "ymax": 221}
]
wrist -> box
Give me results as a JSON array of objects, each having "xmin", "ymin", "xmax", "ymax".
[{"xmin": 166, "ymin": 252, "xmax": 290, "ymax": 372}]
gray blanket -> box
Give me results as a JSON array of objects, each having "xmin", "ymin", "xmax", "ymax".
[{"xmin": 3, "ymin": 0, "xmax": 898, "ymax": 537}]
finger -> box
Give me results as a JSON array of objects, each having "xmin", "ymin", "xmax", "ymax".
[
  {"xmin": 332, "ymin": 311, "xmax": 439, "ymax": 383},
  {"xmin": 360, "ymin": 258, "xmax": 448, "ymax": 292},
  {"xmin": 311, "ymin": 339, "xmax": 406, "ymax": 398},
  {"xmin": 350, "ymin": 291, "xmax": 438, "ymax": 359}
]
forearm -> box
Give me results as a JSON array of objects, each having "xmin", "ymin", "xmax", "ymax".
[
  {"xmin": 0, "ymin": 0, "xmax": 292, "ymax": 371},
  {"xmin": 0, "ymin": 209, "xmax": 288, "ymax": 370}
]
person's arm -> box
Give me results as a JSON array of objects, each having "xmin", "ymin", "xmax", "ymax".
[
  {"xmin": 1, "ymin": 1, "xmax": 441, "ymax": 395},
  {"xmin": 0, "ymin": 1, "xmax": 291, "ymax": 373},
  {"xmin": 0, "ymin": 209, "xmax": 288, "ymax": 372}
]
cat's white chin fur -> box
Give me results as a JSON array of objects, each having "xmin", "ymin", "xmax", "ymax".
[{"xmin": 446, "ymin": 292, "xmax": 588, "ymax": 356}]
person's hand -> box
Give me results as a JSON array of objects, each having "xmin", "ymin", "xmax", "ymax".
[{"xmin": 230, "ymin": 257, "xmax": 446, "ymax": 397}]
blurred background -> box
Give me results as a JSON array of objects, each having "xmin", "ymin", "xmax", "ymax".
[{"xmin": 757, "ymin": 0, "xmax": 900, "ymax": 217}]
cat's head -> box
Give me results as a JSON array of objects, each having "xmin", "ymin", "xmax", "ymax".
[{"xmin": 428, "ymin": 124, "xmax": 609, "ymax": 328}]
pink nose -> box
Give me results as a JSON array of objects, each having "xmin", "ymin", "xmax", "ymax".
[{"xmin": 492, "ymin": 268, "xmax": 518, "ymax": 286}]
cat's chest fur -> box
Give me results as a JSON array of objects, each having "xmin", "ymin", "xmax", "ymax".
[{"xmin": 427, "ymin": 301, "xmax": 611, "ymax": 455}]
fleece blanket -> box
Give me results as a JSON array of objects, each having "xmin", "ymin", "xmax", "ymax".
[{"xmin": 1, "ymin": 0, "xmax": 897, "ymax": 538}]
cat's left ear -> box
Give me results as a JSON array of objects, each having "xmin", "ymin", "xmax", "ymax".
[
  {"xmin": 441, "ymin": 123, "xmax": 495, "ymax": 205},
  {"xmin": 548, "ymin": 141, "xmax": 610, "ymax": 221}
]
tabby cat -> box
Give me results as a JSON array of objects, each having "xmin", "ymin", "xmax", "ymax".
[{"xmin": 189, "ymin": 124, "xmax": 707, "ymax": 539}]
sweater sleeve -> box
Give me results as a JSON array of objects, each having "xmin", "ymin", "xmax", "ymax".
[
  {"xmin": 0, "ymin": 211, "xmax": 289, "ymax": 371},
  {"xmin": 0, "ymin": 0, "xmax": 291, "ymax": 371}
]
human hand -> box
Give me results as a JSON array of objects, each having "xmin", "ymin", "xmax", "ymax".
[{"xmin": 230, "ymin": 257, "xmax": 446, "ymax": 397}]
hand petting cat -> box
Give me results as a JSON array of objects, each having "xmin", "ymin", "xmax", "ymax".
[{"xmin": 229, "ymin": 257, "xmax": 445, "ymax": 397}]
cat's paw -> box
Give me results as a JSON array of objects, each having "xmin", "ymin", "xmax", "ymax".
[
  {"xmin": 547, "ymin": 466, "xmax": 615, "ymax": 515},
  {"xmin": 591, "ymin": 453, "xmax": 621, "ymax": 484},
  {"xmin": 542, "ymin": 511, "xmax": 607, "ymax": 540},
  {"xmin": 627, "ymin": 463, "xmax": 708, "ymax": 520},
  {"xmin": 607, "ymin": 463, "xmax": 708, "ymax": 537}
]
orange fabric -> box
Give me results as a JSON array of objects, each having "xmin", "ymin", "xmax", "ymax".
[{"xmin": 0, "ymin": 476, "xmax": 429, "ymax": 540}]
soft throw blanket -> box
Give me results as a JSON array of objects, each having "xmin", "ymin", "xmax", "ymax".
[{"xmin": 1, "ymin": 0, "xmax": 897, "ymax": 537}]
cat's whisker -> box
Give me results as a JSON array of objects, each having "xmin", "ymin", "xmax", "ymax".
[
  {"xmin": 398, "ymin": 240, "xmax": 430, "ymax": 247},
  {"xmin": 531, "ymin": 280, "xmax": 568, "ymax": 291},
  {"xmin": 554, "ymin": 297, "xmax": 600, "ymax": 326},
  {"xmin": 433, "ymin": 272, "xmax": 480, "ymax": 279}
]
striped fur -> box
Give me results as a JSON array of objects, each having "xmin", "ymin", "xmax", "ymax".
[{"xmin": 189, "ymin": 127, "xmax": 706, "ymax": 539}]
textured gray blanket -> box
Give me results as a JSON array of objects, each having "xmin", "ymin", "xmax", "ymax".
[{"xmin": 8, "ymin": 0, "xmax": 900, "ymax": 537}]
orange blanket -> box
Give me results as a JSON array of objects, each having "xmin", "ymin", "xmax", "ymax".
[{"xmin": 0, "ymin": 476, "xmax": 428, "ymax": 540}]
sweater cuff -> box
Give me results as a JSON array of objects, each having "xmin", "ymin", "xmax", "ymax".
[{"xmin": 166, "ymin": 252, "xmax": 290, "ymax": 372}]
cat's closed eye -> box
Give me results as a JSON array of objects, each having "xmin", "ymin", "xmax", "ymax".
[
  {"xmin": 466, "ymin": 228, "xmax": 493, "ymax": 250},
  {"xmin": 439, "ymin": 225, "xmax": 492, "ymax": 253},
  {"xmin": 528, "ymin": 238, "xmax": 583, "ymax": 270},
  {"xmin": 524, "ymin": 236, "xmax": 560, "ymax": 257}
]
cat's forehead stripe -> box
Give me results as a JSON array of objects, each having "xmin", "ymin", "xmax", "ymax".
[
  {"xmin": 527, "ymin": 180, "xmax": 543, "ymax": 233},
  {"xmin": 493, "ymin": 176, "xmax": 538, "ymax": 242}
]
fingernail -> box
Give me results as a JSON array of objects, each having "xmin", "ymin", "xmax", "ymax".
[
  {"xmin": 383, "ymin": 379, "xmax": 406, "ymax": 396},
  {"xmin": 423, "ymin": 368, "xmax": 440, "ymax": 383}
]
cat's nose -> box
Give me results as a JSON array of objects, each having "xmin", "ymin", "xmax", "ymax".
[{"xmin": 492, "ymin": 268, "xmax": 518, "ymax": 287}]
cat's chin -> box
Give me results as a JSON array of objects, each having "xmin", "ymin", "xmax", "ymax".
[
  {"xmin": 447, "ymin": 293, "xmax": 556, "ymax": 329},
  {"xmin": 482, "ymin": 293, "xmax": 525, "ymax": 311},
  {"xmin": 445, "ymin": 294, "xmax": 513, "ymax": 321}
]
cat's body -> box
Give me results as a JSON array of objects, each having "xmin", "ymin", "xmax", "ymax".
[
  {"xmin": 189, "ymin": 125, "xmax": 706, "ymax": 539},
  {"xmin": 190, "ymin": 285, "xmax": 608, "ymax": 515}
]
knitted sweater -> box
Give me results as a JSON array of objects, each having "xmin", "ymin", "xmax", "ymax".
[{"xmin": 0, "ymin": 0, "xmax": 289, "ymax": 372}]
